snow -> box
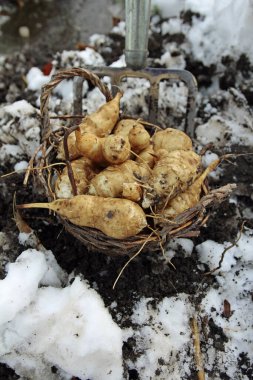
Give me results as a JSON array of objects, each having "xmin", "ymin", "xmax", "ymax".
[
  {"xmin": 0, "ymin": 249, "xmax": 123, "ymax": 380},
  {"xmin": 196, "ymin": 88, "xmax": 253, "ymax": 147},
  {"xmin": 152, "ymin": 0, "xmax": 185, "ymax": 18},
  {"xmin": 196, "ymin": 229, "xmax": 253, "ymax": 377},
  {"xmin": 153, "ymin": 0, "xmax": 253, "ymax": 64},
  {"xmin": 3, "ymin": 99, "xmax": 35, "ymax": 117},
  {"xmin": 197, "ymin": 229, "xmax": 253, "ymax": 272},
  {"xmin": 26, "ymin": 67, "xmax": 51, "ymax": 91},
  {"xmin": 156, "ymin": 49, "xmax": 186, "ymax": 70},
  {"xmin": 127, "ymin": 295, "xmax": 193, "ymax": 379},
  {"xmin": 59, "ymin": 48, "xmax": 105, "ymax": 68},
  {"xmin": 14, "ymin": 160, "xmax": 28, "ymax": 172},
  {"xmin": 0, "ymin": 100, "xmax": 41, "ymax": 163},
  {"xmin": 111, "ymin": 20, "xmax": 126, "ymax": 36}
]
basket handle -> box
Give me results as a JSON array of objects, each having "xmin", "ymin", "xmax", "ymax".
[{"xmin": 40, "ymin": 67, "xmax": 113, "ymax": 140}]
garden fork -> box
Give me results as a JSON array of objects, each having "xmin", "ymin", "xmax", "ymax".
[{"xmin": 74, "ymin": 0, "xmax": 198, "ymax": 137}]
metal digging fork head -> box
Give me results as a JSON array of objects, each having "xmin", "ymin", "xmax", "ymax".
[{"xmin": 74, "ymin": 0, "xmax": 198, "ymax": 137}]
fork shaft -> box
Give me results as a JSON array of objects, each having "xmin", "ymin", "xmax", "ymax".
[{"xmin": 125, "ymin": 0, "xmax": 151, "ymax": 69}]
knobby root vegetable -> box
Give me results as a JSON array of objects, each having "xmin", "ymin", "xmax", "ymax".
[
  {"xmin": 135, "ymin": 143, "xmax": 156, "ymax": 168},
  {"xmin": 102, "ymin": 134, "xmax": 131, "ymax": 164},
  {"xmin": 128, "ymin": 124, "xmax": 150, "ymax": 153},
  {"xmin": 114, "ymin": 119, "xmax": 150, "ymax": 153},
  {"xmin": 152, "ymin": 128, "xmax": 193, "ymax": 153},
  {"xmin": 160, "ymin": 158, "xmax": 221, "ymax": 218},
  {"xmin": 142, "ymin": 149, "xmax": 201, "ymax": 208},
  {"xmin": 57, "ymin": 92, "xmax": 122, "ymax": 160},
  {"xmin": 54, "ymin": 157, "xmax": 98, "ymax": 198},
  {"xmin": 17, "ymin": 195, "xmax": 147, "ymax": 239},
  {"xmin": 78, "ymin": 92, "xmax": 122, "ymax": 137},
  {"xmin": 113, "ymin": 119, "xmax": 137, "ymax": 137},
  {"xmin": 74, "ymin": 133, "xmax": 105, "ymax": 165},
  {"xmin": 88, "ymin": 160, "xmax": 150, "ymax": 198},
  {"xmin": 74, "ymin": 132, "xmax": 130, "ymax": 165},
  {"xmin": 122, "ymin": 182, "xmax": 142, "ymax": 202}
]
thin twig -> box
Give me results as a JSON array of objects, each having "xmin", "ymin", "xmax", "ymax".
[
  {"xmin": 23, "ymin": 145, "xmax": 42, "ymax": 185},
  {"xmin": 191, "ymin": 316, "xmax": 205, "ymax": 380},
  {"xmin": 50, "ymin": 115, "xmax": 85, "ymax": 119},
  {"xmin": 1, "ymin": 162, "xmax": 66, "ymax": 179},
  {"xmin": 113, "ymin": 232, "xmax": 154, "ymax": 289},
  {"xmin": 205, "ymin": 221, "xmax": 245, "ymax": 275},
  {"xmin": 63, "ymin": 125, "xmax": 80, "ymax": 195}
]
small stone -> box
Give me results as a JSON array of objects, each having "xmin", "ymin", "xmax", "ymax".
[{"xmin": 19, "ymin": 26, "xmax": 30, "ymax": 38}]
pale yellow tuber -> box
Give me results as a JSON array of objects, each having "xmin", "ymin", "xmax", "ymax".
[
  {"xmin": 142, "ymin": 149, "xmax": 201, "ymax": 208},
  {"xmin": 75, "ymin": 133, "xmax": 105, "ymax": 164},
  {"xmin": 18, "ymin": 195, "xmax": 147, "ymax": 239},
  {"xmin": 122, "ymin": 182, "xmax": 142, "ymax": 202},
  {"xmin": 57, "ymin": 92, "xmax": 122, "ymax": 160},
  {"xmin": 74, "ymin": 132, "xmax": 130, "ymax": 165},
  {"xmin": 113, "ymin": 119, "xmax": 136, "ymax": 137},
  {"xmin": 135, "ymin": 143, "xmax": 156, "ymax": 169},
  {"xmin": 114, "ymin": 119, "xmax": 150, "ymax": 153},
  {"xmin": 54, "ymin": 157, "xmax": 98, "ymax": 199},
  {"xmin": 128, "ymin": 124, "xmax": 150, "ymax": 153},
  {"xmin": 102, "ymin": 134, "xmax": 131, "ymax": 164},
  {"xmin": 160, "ymin": 158, "xmax": 220, "ymax": 218},
  {"xmin": 152, "ymin": 128, "xmax": 192, "ymax": 153},
  {"xmin": 88, "ymin": 160, "xmax": 149, "ymax": 199},
  {"xmin": 79, "ymin": 92, "xmax": 122, "ymax": 137}
]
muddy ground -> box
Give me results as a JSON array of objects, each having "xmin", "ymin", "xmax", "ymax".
[
  {"xmin": 0, "ymin": 0, "xmax": 117, "ymax": 58},
  {"xmin": 1, "ymin": 2, "xmax": 253, "ymax": 380}
]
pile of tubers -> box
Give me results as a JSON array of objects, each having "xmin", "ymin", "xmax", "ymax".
[{"xmin": 20, "ymin": 92, "xmax": 219, "ymax": 240}]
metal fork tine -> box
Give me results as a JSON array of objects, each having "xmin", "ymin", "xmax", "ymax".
[
  {"xmin": 72, "ymin": 67, "xmax": 197, "ymax": 137},
  {"xmin": 73, "ymin": 77, "xmax": 84, "ymax": 116},
  {"xmin": 71, "ymin": 0, "xmax": 198, "ymax": 137}
]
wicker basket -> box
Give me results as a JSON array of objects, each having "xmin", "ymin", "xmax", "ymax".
[{"xmin": 27, "ymin": 67, "xmax": 235, "ymax": 257}]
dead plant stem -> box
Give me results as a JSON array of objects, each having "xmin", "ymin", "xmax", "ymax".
[{"xmin": 191, "ymin": 316, "xmax": 205, "ymax": 380}]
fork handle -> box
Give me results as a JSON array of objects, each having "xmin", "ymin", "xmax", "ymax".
[{"xmin": 125, "ymin": 0, "xmax": 151, "ymax": 69}]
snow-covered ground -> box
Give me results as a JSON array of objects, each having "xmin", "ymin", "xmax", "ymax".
[{"xmin": 0, "ymin": 1, "xmax": 253, "ymax": 379}]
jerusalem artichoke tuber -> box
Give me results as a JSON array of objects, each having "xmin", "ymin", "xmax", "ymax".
[
  {"xmin": 114, "ymin": 119, "xmax": 150, "ymax": 153},
  {"xmin": 18, "ymin": 195, "xmax": 147, "ymax": 239},
  {"xmin": 152, "ymin": 128, "xmax": 192, "ymax": 153},
  {"xmin": 78, "ymin": 92, "xmax": 122, "ymax": 137},
  {"xmin": 160, "ymin": 158, "xmax": 220, "ymax": 218},
  {"xmin": 142, "ymin": 149, "xmax": 202, "ymax": 208},
  {"xmin": 88, "ymin": 160, "xmax": 149, "ymax": 199}
]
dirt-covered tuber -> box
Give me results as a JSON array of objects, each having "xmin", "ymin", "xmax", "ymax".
[
  {"xmin": 57, "ymin": 92, "xmax": 122, "ymax": 160},
  {"xmin": 160, "ymin": 158, "xmax": 220, "ymax": 218},
  {"xmin": 18, "ymin": 195, "xmax": 147, "ymax": 239},
  {"xmin": 54, "ymin": 157, "xmax": 97, "ymax": 198},
  {"xmin": 79, "ymin": 92, "xmax": 122, "ymax": 137},
  {"xmin": 75, "ymin": 132, "xmax": 131, "ymax": 165},
  {"xmin": 114, "ymin": 119, "xmax": 150, "ymax": 153},
  {"xmin": 142, "ymin": 149, "xmax": 201, "ymax": 208},
  {"xmin": 88, "ymin": 160, "xmax": 149, "ymax": 199},
  {"xmin": 135, "ymin": 144, "xmax": 156, "ymax": 168},
  {"xmin": 152, "ymin": 128, "xmax": 192, "ymax": 153}
]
